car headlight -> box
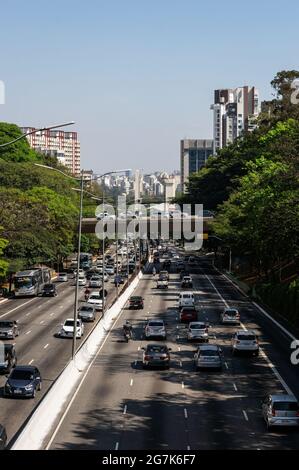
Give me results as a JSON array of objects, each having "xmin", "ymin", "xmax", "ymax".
[
  {"xmin": 5, "ymin": 383, "xmax": 11, "ymax": 389},
  {"xmin": 25, "ymin": 384, "xmax": 33, "ymax": 391}
]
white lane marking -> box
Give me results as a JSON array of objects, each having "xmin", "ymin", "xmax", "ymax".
[
  {"xmin": 259, "ymin": 349, "xmax": 294, "ymax": 395},
  {"xmin": 187, "ymin": 445, "xmax": 191, "ymax": 450},
  {"xmin": 233, "ymin": 383, "xmax": 238, "ymax": 392},
  {"xmin": 25, "ymin": 312, "xmax": 32, "ymax": 317},
  {"xmin": 138, "ymin": 346, "xmax": 140, "ymax": 351},
  {"xmin": 28, "ymin": 359, "xmax": 34, "ymax": 365},
  {"xmin": 206, "ymin": 270, "xmax": 296, "ymax": 398},
  {"xmin": 59, "ymin": 306, "xmax": 64, "ymax": 308},
  {"xmin": 40, "ymin": 320, "xmax": 45, "ymax": 324},
  {"xmin": 25, "ymin": 330, "xmax": 31, "ymax": 335},
  {"xmin": 184, "ymin": 408, "xmax": 188, "ymax": 419},
  {"xmin": 178, "ymin": 346, "xmax": 181, "ymax": 351},
  {"xmin": 202, "ymin": 272, "xmax": 228, "ymax": 308},
  {"xmin": 134, "ymin": 360, "xmax": 137, "ymax": 366},
  {"xmin": 50, "ymin": 313, "xmax": 55, "ymax": 316},
  {"xmin": 115, "ymin": 442, "xmax": 119, "ymax": 450},
  {"xmin": 182, "ymin": 381, "xmax": 185, "ymax": 389},
  {"xmin": 225, "ymin": 362, "xmax": 229, "ymax": 369},
  {"xmin": 252, "ymin": 301, "xmax": 297, "ymax": 341},
  {"xmin": 0, "ymin": 297, "xmax": 36, "ymax": 319},
  {"xmin": 243, "ymin": 410, "xmax": 249, "ymax": 421},
  {"xmin": 123, "ymin": 405, "xmax": 127, "ymax": 415},
  {"xmin": 44, "ymin": 343, "xmax": 49, "ymax": 349},
  {"xmin": 130, "ymin": 378, "xmax": 134, "ymax": 387},
  {"xmin": 179, "ymin": 360, "xmax": 183, "ymax": 368}
]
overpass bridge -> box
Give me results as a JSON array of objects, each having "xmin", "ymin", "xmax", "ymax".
[{"xmin": 81, "ymin": 216, "xmax": 213, "ymax": 241}]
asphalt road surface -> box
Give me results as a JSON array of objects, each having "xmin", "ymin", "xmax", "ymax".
[
  {"xmin": 47, "ymin": 253, "xmax": 299, "ymax": 450},
  {"xmin": 0, "ymin": 251, "xmax": 132, "ymax": 446}
]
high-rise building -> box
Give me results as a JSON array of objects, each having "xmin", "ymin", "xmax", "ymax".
[
  {"xmin": 180, "ymin": 139, "xmax": 214, "ymax": 193},
  {"xmin": 21, "ymin": 127, "xmax": 81, "ymax": 175},
  {"xmin": 211, "ymin": 86, "xmax": 260, "ymax": 153}
]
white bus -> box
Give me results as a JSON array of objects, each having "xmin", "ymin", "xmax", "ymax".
[{"xmin": 14, "ymin": 268, "xmax": 51, "ymax": 297}]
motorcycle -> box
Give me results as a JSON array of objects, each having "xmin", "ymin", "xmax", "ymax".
[{"xmin": 123, "ymin": 329, "xmax": 132, "ymax": 342}]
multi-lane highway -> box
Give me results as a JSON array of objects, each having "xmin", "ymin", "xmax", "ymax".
[
  {"xmin": 46, "ymin": 249, "xmax": 299, "ymax": 450},
  {"xmin": 0, "ymin": 252, "xmax": 130, "ymax": 446}
]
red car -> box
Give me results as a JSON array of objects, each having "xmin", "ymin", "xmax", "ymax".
[{"xmin": 180, "ymin": 307, "xmax": 197, "ymax": 323}]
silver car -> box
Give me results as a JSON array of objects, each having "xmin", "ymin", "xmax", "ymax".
[
  {"xmin": 144, "ymin": 320, "xmax": 166, "ymax": 340},
  {"xmin": 262, "ymin": 394, "xmax": 299, "ymax": 429},
  {"xmin": 78, "ymin": 304, "xmax": 96, "ymax": 322},
  {"xmin": 0, "ymin": 321, "xmax": 19, "ymax": 339},
  {"xmin": 187, "ymin": 322, "xmax": 209, "ymax": 342},
  {"xmin": 221, "ymin": 308, "xmax": 240, "ymax": 325},
  {"xmin": 194, "ymin": 344, "xmax": 222, "ymax": 370},
  {"xmin": 89, "ymin": 276, "xmax": 102, "ymax": 288}
]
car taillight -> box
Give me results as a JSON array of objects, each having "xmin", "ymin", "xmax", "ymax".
[
  {"xmin": 236, "ymin": 314, "xmax": 240, "ymax": 319},
  {"xmin": 144, "ymin": 355, "xmax": 150, "ymax": 360},
  {"xmin": 296, "ymin": 410, "xmax": 299, "ymax": 417},
  {"xmin": 205, "ymin": 328, "xmax": 208, "ymax": 333},
  {"xmin": 236, "ymin": 340, "xmax": 241, "ymax": 344},
  {"xmin": 272, "ymin": 409, "xmax": 276, "ymax": 416}
]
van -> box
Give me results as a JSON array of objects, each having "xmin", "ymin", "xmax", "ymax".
[{"xmin": 178, "ymin": 292, "xmax": 195, "ymax": 308}]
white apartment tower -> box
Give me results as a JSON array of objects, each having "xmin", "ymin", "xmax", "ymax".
[
  {"xmin": 21, "ymin": 127, "xmax": 81, "ymax": 175},
  {"xmin": 211, "ymin": 86, "xmax": 260, "ymax": 153}
]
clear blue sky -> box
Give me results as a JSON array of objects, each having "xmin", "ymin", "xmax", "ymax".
[{"xmin": 0, "ymin": 0, "xmax": 298, "ymax": 173}]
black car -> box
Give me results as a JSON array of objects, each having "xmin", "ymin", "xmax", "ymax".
[
  {"xmin": 0, "ymin": 424, "xmax": 7, "ymax": 450},
  {"xmin": 0, "ymin": 344, "xmax": 17, "ymax": 374},
  {"xmin": 4, "ymin": 365, "xmax": 42, "ymax": 398},
  {"xmin": 129, "ymin": 296, "xmax": 144, "ymax": 309},
  {"xmin": 42, "ymin": 283, "xmax": 57, "ymax": 297}
]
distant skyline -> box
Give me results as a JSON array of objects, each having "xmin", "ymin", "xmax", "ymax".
[{"xmin": 0, "ymin": 0, "xmax": 298, "ymax": 173}]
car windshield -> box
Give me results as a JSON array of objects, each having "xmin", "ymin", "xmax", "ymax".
[
  {"xmin": 80, "ymin": 307, "xmax": 93, "ymax": 312},
  {"xmin": 148, "ymin": 321, "xmax": 164, "ymax": 327},
  {"xmin": 90, "ymin": 277, "xmax": 100, "ymax": 280},
  {"xmin": 225, "ymin": 310, "xmax": 238, "ymax": 316},
  {"xmin": 190, "ymin": 324, "xmax": 205, "ymax": 329},
  {"xmin": 183, "ymin": 294, "xmax": 192, "ymax": 298},
  {"xmin": 44, "ymin": 284, "xmax": 53, "ymax": 288},
  {"xmin": 0, "ymin": 322, "xmax": 13, "ymax": 328},
  {"xmin": 273, "ymin": 402, "xmax": 299, "ymax": 411},
  {"xmin": 64, "ymin": 320, "xmax": 80, "ymax": 327},
  {"xmin": 200, "ymin": 349, "xmax": 219, "ymax": 356},
  {"xmin": 130, "ymin": 297, "xmax": 141, "ymax": 301},
  {"xmin": 10, "ymin": 369, "xmax": 34, "ymax": 380},
  {"xmin": 90, "ymin": 295, "xmax": 100, "ymax": 300},
  {"xmin": 59, "ymin": 273, "xmax": 67, "ymax": 276},
  {"xmin": 147, "ymin": 346, "xmax": 167, "ymax": 353},
  {"xmin": 238, "ymin": 334, "xmax": 256, "ymax": 341}
]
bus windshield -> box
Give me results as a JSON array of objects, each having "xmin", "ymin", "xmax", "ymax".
[{"xmin": 14, "ymin": 277, "xmax": 34, "ymax": 288}]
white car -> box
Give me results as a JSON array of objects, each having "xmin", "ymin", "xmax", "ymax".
[
  {"xmin": 78, "ymin": 276, "xmax": 86, "ymax": 286},
  {"xmin": 187, "ymin": 322, "xmax": 209, "ymax": 342},
  {"xmin": 231, "ymin": 330, "xmax": 259, "ymax": 356},
  {"xmin": 74, "ymin": 269, "xmax": 85, "ymax": 276},
  {"xmin": 89, "ymin": 276, "xmax": 102, "ymax": 288},
  {"xmin": 59, "ymin": 319, "xmax": 84, "ymax": 338},
  {"xmin": 56, "ymin": 272, "xmax": 68, "ymax": 282},
  {"xmin": 178, "ymin": 292, "xmax": 195, "ymax": 309},
  {"xmin": 221, "ymin": 308, "xmax": 240, "ymax": 325},
  {"xmin": 99, "ymin": 273, "xmax": 109, "ymax": 282},
  {"xmin": 144, "ymin": 319, "xmax": 166, "ymax": 340},
  {"xmin": 87, "ymin": 293, "xmax": 104, "ymax": 311}
]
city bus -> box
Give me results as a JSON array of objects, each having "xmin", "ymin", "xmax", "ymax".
[
  {"xmin": 14, "ymin": 268, "xmax": 51, "ymax": 297},
  {"xmin": 80, "ymin": 253, "xmax": 93, "ymax": 270}
]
